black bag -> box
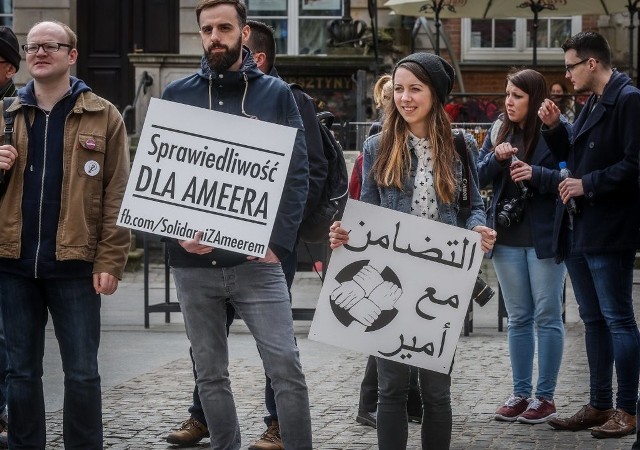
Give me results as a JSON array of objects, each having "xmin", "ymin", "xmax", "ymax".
[
  {"xmin": 452, "ymin": 129, "xmax": 495, "ymax": 307},
  {"xmin": 297, "ymin": 110, "xmax": 349, "ymax": 243},
  {"xmin": 0, "ymin": 96, "xmax": 16, "ymax": 199}
]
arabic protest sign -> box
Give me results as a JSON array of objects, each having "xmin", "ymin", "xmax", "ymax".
[
  {"xmin": 117, "ymin": 98, "xmax": 298, "ymax": 258},
  {"xmin": 309, "ymin": 199, "xmax": 483, "ymax": 374}
]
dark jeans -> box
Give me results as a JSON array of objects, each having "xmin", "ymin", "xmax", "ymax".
[
  {"xmin": 376, "ymin": 358, "xmax": 451, "ymax": 450},
  {"xmin": 564, "ymin": 242, "xmax": 640, "ymax": 413},
  {"xmin": 359, "ymin": 356, "xmax": 378, "ymax": 412},
  {"xmin": 189, "ymin": 246, "xmax": 298, "ymax": 427},
  {"xmin": 358, "ymin": 355, "xmax": 422, "ymax": 417},
  {"xmin": 0, "ymin": 274, "xmax": 102, "ymax": 450},
  {"xmin": 634, "ymin": 398, "xmax": 640, "ymax": 450}
]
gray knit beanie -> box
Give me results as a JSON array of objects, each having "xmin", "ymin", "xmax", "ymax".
[{"xmin": 394, "ymin": 52, "xmax": 454, "ymax": 104}]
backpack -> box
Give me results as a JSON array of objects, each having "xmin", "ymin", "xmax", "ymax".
[
  {"xmin": 452, "ymin": 128, "xmax": 495, "ymax": 307},
  {"xmin": 297, "ymin": 110, "xmax": 349, "ymax": 243},
  {"xmin": 0, "ymin": 96, "xmax": 16, "ymax": 199}
]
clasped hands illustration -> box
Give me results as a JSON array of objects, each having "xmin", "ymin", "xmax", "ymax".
[{"xmin": 330, "ymin": 265, "xmax": 402, "ymax": 327}]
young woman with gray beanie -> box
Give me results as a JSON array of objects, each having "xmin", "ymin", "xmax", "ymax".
[{"xmin": 329, "ymin": 52, "xmax": 496, "ymax": 449}]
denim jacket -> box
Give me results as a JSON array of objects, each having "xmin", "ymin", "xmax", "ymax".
[{"xmin": 360, "ymin": 132, "xmax": 486, "ymax": 230}]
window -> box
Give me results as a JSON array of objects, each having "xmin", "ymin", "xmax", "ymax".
[
  {"xmin": 462, "ymin": 17, "xmax": 580, "ymax": 62},
  {"xmin": 0, "ymin": 0, "xmax": 12, "ymax": 27},
  {"xmin": 247, "ymin": 0, "xmax": 342, "ymax": 55}
]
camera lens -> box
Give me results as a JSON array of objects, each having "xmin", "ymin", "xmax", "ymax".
[
  {"xmin": 496, "ymin": 212, "xmax": 511, "ymax": 227},
  {"xmin": 496, "ymin": 198, "xmax": 524, "ymax": 228},
  {"xmin": 472, "ymin": 277, "xmax": 495, "ymax": 307}
]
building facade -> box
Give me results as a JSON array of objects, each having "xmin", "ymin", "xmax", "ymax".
[{"xmin": 6, "ymin": 0, "xmax": 637, "ymax": 145}]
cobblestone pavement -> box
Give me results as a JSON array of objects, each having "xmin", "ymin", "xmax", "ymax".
[{"xmin": 39, "ymin": 264, "xmax": 639, "ymax": 449}]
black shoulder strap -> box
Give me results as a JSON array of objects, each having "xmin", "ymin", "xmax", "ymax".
[
  {"xmin": 3, "ymin": 96, "xmax": 15, "ymax": 145},
  {"xmin": 0, "ymin": 96, "xmax": 16, "ymax": 188},
  {"xmin": 452, "ymin": 128, "xmax": 471, "ymax": 210}
]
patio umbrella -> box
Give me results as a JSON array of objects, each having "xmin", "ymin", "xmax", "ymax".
[{"xmin": 384, "ymin": 0, "xmax": 633, "ymax": 67}]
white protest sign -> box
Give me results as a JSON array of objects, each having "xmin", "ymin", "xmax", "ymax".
[
  {"xmin": 117, "ymin": 97, "xmax": 298, "ymax": 258},
  {"xmin": 309, "ymin": 199, "xmax": 483, "ymax": 374}
]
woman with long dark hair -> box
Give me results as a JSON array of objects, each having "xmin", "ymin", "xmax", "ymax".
[
  {"xmin": 479, "ymin": 68, "xmax": 567, "ymax": 425},
  {"xmin": 550, "ymin": 81, "xmax": 576, "ymax": 122},
  {"xmin": 330, "ymin": 52, "xmax": 496, "ymax": 449}
]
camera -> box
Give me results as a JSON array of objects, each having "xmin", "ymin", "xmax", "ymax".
[
  {"xmin": 496, "ymin": 197, "xmax": 525, "ymax": 228},
  {"xmin": 471, "ymin": 275, "xmax": 495, "ymax": 307}
]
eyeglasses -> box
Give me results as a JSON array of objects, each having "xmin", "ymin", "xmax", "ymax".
[
  {"xmin": 22, "ymin": 42, "xmax": 72, "ymax": 54},
  {"xmin": 565, "ymin": 58, "xmax": 590, "ymax": 73}
]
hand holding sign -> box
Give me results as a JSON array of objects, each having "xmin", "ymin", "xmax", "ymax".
[{"xmin": 179, "ymin": 231, "xmax": 214, "ymax": 255}]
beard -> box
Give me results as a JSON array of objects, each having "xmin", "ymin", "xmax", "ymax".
[{"xmin": 205, "ymin": 36, "xmax": 242, "ymax": 73}]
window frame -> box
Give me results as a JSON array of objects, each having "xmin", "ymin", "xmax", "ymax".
[
  {"xmin": 460, "ymin": 16, "xmax": 581, "ymax": 63},
  {"xmin": 0, "ymin": 0, "xmax": 12, "ymax": 27},
  {"xmin": 248, "ymin": 0, "xmax": 343, "ymax": 55}
]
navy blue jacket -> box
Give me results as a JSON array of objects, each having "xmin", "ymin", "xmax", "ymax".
[
  {"xmin": 541, "ymin": 70, "xmax": 640, "ymax": 257},
  {"xmin": 162, "ymin": 48, "xmax": 309, "ymax": 267},
  {"xmin": 478, "ymin": 116, "xmax": 562, "ymax": 259}
]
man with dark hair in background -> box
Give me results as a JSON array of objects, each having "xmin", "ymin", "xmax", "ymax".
[{"xmin": 244, "ymin": 19, "xmax": 326, "ymax": 450}]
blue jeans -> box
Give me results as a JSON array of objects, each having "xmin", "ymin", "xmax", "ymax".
[
  {"xmin": 0, "ymin": 273, "xmax": 102, "ymax": 450},
  {"xmin": 173, "ymin": 263, "xmax": 311, "ymax": 450},
  {"xmin": 492, "ymin": 245, "xmax": 566, "ymax": 400},
  {"xmin": 376, "ymin": 358, "xmax": 451, "ymax": 450},
  {"xmin": 563, "ymin": 245, "xmax": 640, "ymax": 413}
]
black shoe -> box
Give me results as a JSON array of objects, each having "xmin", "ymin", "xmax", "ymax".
[
  {"xmin": 408, "ymin": 412, "xmax": 422, "ymax": 424},
  {"xmin": 356, "ymin": 410, "xmax": 377, "ymax": 428}
]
